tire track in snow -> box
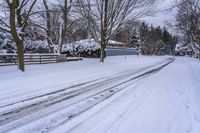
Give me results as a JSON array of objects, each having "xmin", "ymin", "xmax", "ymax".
[
  {"xmin": 32, "ymin": 59, "xmax": 173, "ymax": 133},
  {"xmin": 66, "ymin": 65, "xmax": 164, "ymax": 133},
  {"xmin": 0, "ymin": 58, "xmax": 173, "ymax": 132},
  {"xmin": 0, "ymin": 63, "xmax": 160, "ymax": 125},
  {"xmin": 0, "ymin": 60, "xmax": 165, "ymax": 110}
]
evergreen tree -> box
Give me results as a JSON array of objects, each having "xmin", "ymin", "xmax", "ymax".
[
  {"xmin": 130, "ymin": 28, "xmax": 140, "ymax": 51},
  {"xmin": 138, "ymin": 22, "xmax": 149, "ymax": 54},
  {"xmin": 136, "ymin": 23, "xmax": 177, "ymax": 55},
  {"xmin": 139, "ymin": 22, "xmax": 149, "ymax": 45},
  {"xmin": 162, "ymin": 27, "xmax": 174, "ymax": 54}
]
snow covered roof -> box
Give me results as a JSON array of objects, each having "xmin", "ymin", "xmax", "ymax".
[
  {"xmin": 108, "ymin": 40, "xmax": 125, "ymax": 45},
  {"xmin": 175, "ymin": 43, "xmax": 192, "ymax": 52},
  {"xmin": 74, "ymin": 39, "xmax": 125, "ymax": 45}
]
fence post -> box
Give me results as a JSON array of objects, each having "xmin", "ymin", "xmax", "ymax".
[
  {"xmin": 15, "ymin": 55, "xmax": 17, "ymax": 65},
  {"xmin": 40, "ymin": 55, "xmax": 41, "ymax": 64},
  {"xmin": 30, "ymin": 55, "xmax": 32, "ymax": 61}
]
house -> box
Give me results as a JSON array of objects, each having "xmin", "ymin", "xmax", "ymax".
[
  {"xmin": 106, "ymin": 40, "xmax": 139, "ymax": 56},
  {"xmin": 175, "ymin": 43, "xmax": 193, "ymax": 56}
]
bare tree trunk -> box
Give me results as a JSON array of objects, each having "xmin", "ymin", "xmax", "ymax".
[
  {"xmin": 9, "ymin": 1, "xmax": 25, "ymax": 71},
  {"xmin": 43, "ymin": 0, "xmax": 54, "ymax": 53},
  {"xmin": 59, "ymin": 29, "xmax": 64, "ymax": 54},
  {"xmin": 100, "ymin": 41, "xmax": 106, "ymax": 62},
  {"xmin": 59, "ymin": 0, "xmax": 73, "ymax": 54},
  {"xmin": 59, "ymin": 19, "xmax": 66, "ymax": 53},
  {"xmin": 100, "ymin": 49, "xmax": 104, "ymax": 62},
  {"xmin": 99, "ymin": 0, "xmax": 108, "ymax": 62},
  {"xmin": 58, "ymin": 20, "xmax": 63, "ymax": 54},
  {"xmin": 16, "ymin": 40, "xmax": 25, "ymax": 71}
]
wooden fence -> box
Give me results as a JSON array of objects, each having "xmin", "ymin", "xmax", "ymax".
[{"xmin": 0, "ymin": 54, "xmax": 82, "ymax": 66}]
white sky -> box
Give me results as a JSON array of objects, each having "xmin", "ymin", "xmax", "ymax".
[{"xmin": 141, "ymin": 0, "xmax": 176, "ymax": 27}]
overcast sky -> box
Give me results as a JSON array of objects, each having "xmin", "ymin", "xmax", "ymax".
[{"xmin": 141, "ymin": 0, "xmax": 176, "ymax": 27}]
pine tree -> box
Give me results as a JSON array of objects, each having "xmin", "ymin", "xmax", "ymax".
[
  {"xmin": 139, "ymin": 22, "xmax": 149, "ymax": 45},
  {"xmin": 162, "ymin": 27, "xmax": 174, "ymax": 54},
  {"xmin": 138, "ymin": 22, "xmax": 149, "ymax": 54},
  {"xmin": 130, "ymin": 28, "xmax": 139, "ymax": 48}
]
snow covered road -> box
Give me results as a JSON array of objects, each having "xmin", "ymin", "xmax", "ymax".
[
  {"xmin": 0, "ymin": 56, "xmax": 200, "ymax": 133},
  {"xmin": 52, "ymin": 57, "xmax": 200, "ymax": 133}
]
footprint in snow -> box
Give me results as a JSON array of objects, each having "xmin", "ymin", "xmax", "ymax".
[{"xmin": 109, "ymin": 90, "xmax": 114, "ymax": 92}]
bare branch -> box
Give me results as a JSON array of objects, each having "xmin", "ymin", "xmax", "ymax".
[
  {"xmin": 0, "ymin": 25, "xmax": 10, "ymax": 33},
  {"xmin": 22, "ymin": 0, "xmax": 37, "ymax": 31}
]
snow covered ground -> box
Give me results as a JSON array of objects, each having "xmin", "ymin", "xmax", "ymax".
[
  {"xmin": 54, "ymin": 57, "xmax": 200, "ymax": 133},
  {"xmin": 0, "ymin": 56, "xmax": 200, "ymax": 133},
  {"xmin": 0, "ymin": 56, "xmax": 167, "ymax": 107}
]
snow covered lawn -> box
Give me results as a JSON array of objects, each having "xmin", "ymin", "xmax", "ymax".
[{"xmin": 0, "ymin": 56, "xmax": 200, "ymax": 133}]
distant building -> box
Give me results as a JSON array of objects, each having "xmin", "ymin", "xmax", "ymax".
[
  {"xmin": 175, "ymin": 43, "xmax": 193, "ymax": 56},
  {"xmin": 106, "ymin": 40, "xmax": 139, "ymax": 56}
]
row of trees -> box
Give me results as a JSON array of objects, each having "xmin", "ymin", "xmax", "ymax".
[
  {"xmin": 132, "ymin": 23, "xmax": 177, "ymax": 55},
  {"xmin": 175, "ymin": 0, "xmax": 200, "ymax": 57},
  {"xmin": 114, "ymin": 22, "xmax": 177, "ymax": 55},
  {"xmin": 0, "ymin": 0, "xmax": 159, "ymax": 71},
  {"xmin": 0, "ymin": 0, "xmax": 158, "ymax": 71}
]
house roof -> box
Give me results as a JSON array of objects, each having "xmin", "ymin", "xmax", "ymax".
[{"xmin": 175, "ymin": 43, "xmax": 192, "ymax": 52}]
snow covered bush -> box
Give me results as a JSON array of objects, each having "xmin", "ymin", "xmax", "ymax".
[
  {"xmin": 0, "ymin": 32, "xmax": 16, "ymax": 53},
  {"xmin": 1, "ymin": 32, "xmax": 101, "ymax": 57},
  {"xmin": 62, "ymin": 39, "xmax": 101, "ymax": 57},
  {"xmin": 24, "ymin": 40, "xmax": 50, "ymax": 53}
]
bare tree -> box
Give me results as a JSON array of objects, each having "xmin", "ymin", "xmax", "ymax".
[
  {"xmin": 29, "ymin": 1, "xmax": 61, "ymax": 53},
  {"xmin": 30, "ymin": 0, "xmax": 77, "ymax": 53},
  {"xmin": 176, "ymin": 0, "xmax": 200, "ymax": 57},
  {"xmin": 42, "ymin": 0, "xmax": 55, "ymax": 53},
  {"xmin": 57, "ymin": 0, "xmax": 75, "ymax": 54},
  {"xmin": 0, "ymin": 0, "xmax": 37, "ymax": 71},
  {"xmin": 76, "ymin": 0, "xmax": 157, "ymax": 62}
]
